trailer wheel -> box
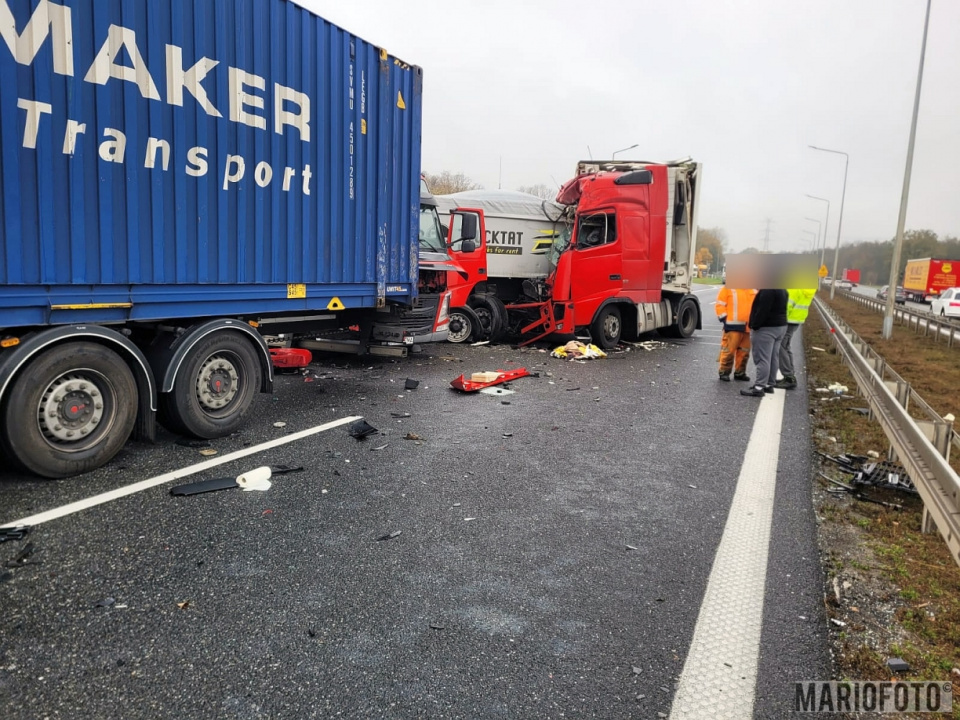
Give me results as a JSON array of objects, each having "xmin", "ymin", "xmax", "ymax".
[
  {"xmin": 0, "ymin": 343, "xmax": 138, "ymax": 478},
  {"xmin": 468, "ymin": 296, "xmax": 502, "ymax": 342},
  {"xmin": 160, "ymin": 332, "xmax": 261, "ymax": 438},
  {"xmin": 448, "ymin": 306, "xmax": 481, "ymax": 343},
  {"xmin": 591, "ymin": 305, "xmax": 622, "ymax": 349},
  {"xmin": 663, "ymin": 298, "xmax": 699, "ymax": 338}
]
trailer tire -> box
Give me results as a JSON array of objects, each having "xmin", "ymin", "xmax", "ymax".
[
  {"xmin": 0, "ymin": 342, "xmax": 138, "ymax": 478},
  {"xmin": 468, "ymin": 296, "xmax": 503, "ymax": 342},
  {"xmin": 488, "ymin": 296, "xmax": 510, "ymax": 341},
  {"xmin": 591, "ymin": 305, "xmax": 622, "ymax": 349},
  {"xmin": 159, "ymin": 332, "xmax": 261, "ymax": 438},
  {"xmin": 662, "ymin": 298, "xmax": 699, "ymax": 338},
  {"xmin": 448, "ymin": 306, "xmax": 481, "ymax": 343}
]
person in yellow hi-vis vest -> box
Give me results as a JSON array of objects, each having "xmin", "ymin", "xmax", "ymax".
[
  {"xmin": 775, "ymin": 288, "xmax": 817, "ymax": 389},
  {"xmin": 715, "ymin": 286, "xmax": 758, "ymax": 381}
]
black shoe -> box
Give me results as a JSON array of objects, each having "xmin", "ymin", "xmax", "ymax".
[
  {"xmin": 734, "ymin": 373, "xmax": 751, "ymax": 382},
  {"xmin": 740, "ymin": 386, "xmax": 765, "ymax": 397},
  {"xmin": 763, "ymin": 386, "xmax": 775, "ymax": 394},
  {"xmin": 719, "ymin": 373, "xmax": 731, "ymax": 382},
  {"xmin": 775, "ymin": 376, "xmax": 797, "ymax": 390}
]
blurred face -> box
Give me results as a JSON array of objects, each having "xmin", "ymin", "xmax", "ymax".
[{"xmin": 725, "ymin": 254, "xmax": 818, "ymax": 289}]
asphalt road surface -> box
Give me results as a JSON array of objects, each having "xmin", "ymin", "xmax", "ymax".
[{"xmin": 0, "ymin": 286, "xmax": 832, "ymax": 719}]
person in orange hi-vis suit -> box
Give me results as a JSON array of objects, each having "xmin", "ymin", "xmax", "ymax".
[{"xmin": 715, "ymin": 286, "xmax": 758, "ymax": 381}]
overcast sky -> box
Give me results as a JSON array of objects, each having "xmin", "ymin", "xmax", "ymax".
[{"xmin": 303, "ymin": 0, "xmax": 959, "ymax": 253}]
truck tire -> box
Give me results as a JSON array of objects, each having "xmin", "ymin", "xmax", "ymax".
[
  {"xmin": 591, "ymin": 305, "xmax": 622, "ymax": 349},
  {"xmin": 663, "ymin": 298, "xmax": 699, "ymax": 338},
  {"xmin": 488, "ymin": 296, "xmax": 510, "ymax": 341},
  {"xmin": 468, "ymin": 296, "xmax": 502, "ymax": 342},
  {"xmin": 159, "ymin": 331, "xmax": 261, "ymax": 438},
  {"xmin": 0, "ymin": 342, "xmax": 138, "ymax": 478},
  {"xmin": 448, "ymin": 306, "xmax": 481, "ymax": 343}
]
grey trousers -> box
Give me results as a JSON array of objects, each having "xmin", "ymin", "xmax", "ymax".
[
  {"xmin": 778, "ymin": 323, "xmax": 800, "ymax": 378},
  {"xmin": 751, "ymin": 325, "xmax": 787, "ymax": 388}
]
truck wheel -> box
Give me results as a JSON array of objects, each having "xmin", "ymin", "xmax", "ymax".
[
  {"xmin": 591, "ymin": 305, "xmax": 622, "ymax": 349},
  {"xmin": 0, "ymin": 343, "xmax": 138, "ymax": 478},
  {"xmin": 468, "ymin": 296, "xmax": 502, "ymax": 342},
  {"xmin": 160, "ymin": 332, "xmax": 261, "ymax": 438},
  {"xmin": 448, "ymin": 306, "xmax": 481, "ymax": 343},
  {"xmin": 488, "ymin": 296, "xmax": 510, "ymax": 341},
  {"xmin": 663, "ymin": 298, "xmax": 699, "ymax": 338}
]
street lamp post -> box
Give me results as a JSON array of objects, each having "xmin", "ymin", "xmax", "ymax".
[
  {"xmin": 802, "ymin": 230, "xmax": 818, "ymax": 252},
  {"xmin": 612, "ymin": 144, "xmax": 638, "ymax": 160},
  {"xmin": 809, "ymin": 146, "xmax": 850, "ymax": 299},
  {"xmin": 805, "ymin": 195, "xmax": 830, "ymax": 274},
  {"xmin": 884, "ymin": 0, "xmax": 932, "ymax": 340},
  {"xmin": 804, "ymin": 217, "xmax": 822, "ymax": 256}
]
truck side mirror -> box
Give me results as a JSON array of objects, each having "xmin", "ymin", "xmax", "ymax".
[
  {"xmin": 461, "ymin": 238, "xmax": 477, "ymax": 253},
  {"xmin": 459, "ymin": 213, "xmax": 478, "ymax": 241}
]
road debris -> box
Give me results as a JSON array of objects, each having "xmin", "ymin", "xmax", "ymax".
[
  {"xmin": 175, "ymin": 438, "xmax": 211, "ymax": 448},
  {"xmin": 376, "ymin": 530, "xmax": 402, "ymax": 542},
  {"xmin": 372, "ymin": 444, "xmax": 389, "ymax": 451},
  {"xmin": 170, "ymin": 477, "xmax": 238, "ymax": 496},
  {"xmin": 198, "ymin": 448, "xmax": 218, "ymax": 457},
  {"xmin": 5, "ymin": 542, "xmax": 35, "ymax": 568},
  {"xmin": 348, "ymin": 419, "xmax": 378, "ymax": 440},
  {"xmin": 550, "ymin": 341, "xmax": 607, "ymax": 360},
  {"xmin": 404, "ymin": 433, "xmax": 423, "ymax": 441},
  {"xmin": 390, "ymin": 412, "xmax": 411, "ymax": 418},
  {"xmin": 95, "ymin": 597, "xmax": 116, "ymax": 608},
  {"xmin": 450, "ymin": 368, "xmax": 531, "ymax": 392},
  {"xmin": 818, "ymin": 452, "xmax": 915, "ymax": 495},
  {"xmin": 404, "ymin": 378, "xmax": 420, "ymax": 390},
  {"xmin": 237, "ymin": 467, "xmax": 272, "ymax": 492},
  {"xmin": 177, "ymin": 601, "xmax": 190, "ymax": 610},
  {"xmin": 429, "ymin": 622, "xmax": 445, "ymax": 630},
  {"xmin": 887, "ymin": 658, "xmax": 910, "ymax": 674},
  {"xmin": 273, "ymin": 421, "xmax": 287, "ymax": 428},
  {"xmin": 269, "ymin": 465, "xmax": 303, "ymax": 475},
  {"xmin": 0, "ymin": 526, "xmax": 30, "ymax": 543}
]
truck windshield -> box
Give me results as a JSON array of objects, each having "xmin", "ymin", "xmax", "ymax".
[{"xmin": 419, "ymin": 205, "xmax": 447, "ymax": 253}]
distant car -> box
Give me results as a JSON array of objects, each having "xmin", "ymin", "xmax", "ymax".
[
  {"xmin": 877, "ymin": 285, "xmax": 906, "ymax": 304},
  {"xmin": 930, "ymin": 287, "xmax": 960, "ymax": 318},
  {"xmin": 838, "ymin": 279, "xmax": 854, "ymax": 290}
]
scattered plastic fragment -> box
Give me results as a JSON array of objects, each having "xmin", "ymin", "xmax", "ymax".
[
  {"xmin": 404, "ymin": 433, "xmax": 423, "ymax": 441},
  {"xmin": 177, "ymin": 601, "xmax": 190, "ymax": 610},
  {"xmin": 95, "ymin": 597, "xmax": 116, "ymax": 608},
  {"xmin": 626, "ymin": 545, "xmax": 638, "ymax": 551},
  {"xmin": 887, "ymin": 658, "xmax": 910, "ymax": 674},
  {"xmin": 451, "ymin": 368, "xmax": 531, "ymax": 392},
  {"xmin": 0, "ymin": 526, "xmax": 30, "ymax": 543},
  {"xmin": 471, "ymin": 340, "xmax": 490, "ymax": 346},
  {"xmin": 827, "ymin": 382, "xmax": 849, "ymax": 394},
  {"xmin": 372, "ymin": 444, "xmax": 389, "ymax": 451},
  {"xmin": 866, "ymin": 450, "xmax": 880, "ymax": 459},
  {"xmin": 390, "ymin": 412, "xmax": 411, "ymax": 419},
  {"xmin": 376, "ymin": 530, "xmax": 402, "ymax": 542},
  {"xmin": 632, "ymin": 666, "xmax": 642, "ymax": 675},
  {"xmin": 502, "ymin": 433, "xmax": 513, "ymax": 438},
  {"xmin": 348, "ymin": 419, "xmax": 378, "ymax": 439},
  {"xmin": 464, "ymin": 517, "xmax": 476, "ymax": 522},
  {"xmin": 550, "ymin": 341, "xmax": 607, "ymax": 360},
  {"xmin": 273, "ymin": 421, "xmax": 287, "ymax": 428},
  {"xmin": 688, "ymin": 484, "xmax": 697, "ymax": 489},
  {"xmin": 198, "ymin": 448, "xmax": 218, "ymax": 456},
  {"xmin": 479, "ymin": 386, "xmax": 515, "ymax": 396},
  {"xmin": 170, "ymin": 477, "xmax": 238, "ymax": 496},
  {"xmin": 429, "ymin": 622, "xmax": 445, "ymax": 630},
  {"xmin": 175, "ymin": 438, "xmax": 211, "ymax": 448},
  {"xmin": 829, "ymin": 618, "xmax": 846, "ymax": 627},
  {"xmin": 405, "ymin": 378, "xmax": 420, "ymax": 390},
  {"xmin": 269, "ymin": 465, "xmax": 303, "ymax": 475},
  {"xmin": 6, "ymin": 542, "xmax": 35, "ymax": 568}
]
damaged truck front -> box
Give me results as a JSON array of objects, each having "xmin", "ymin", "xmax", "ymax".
[{"xmin": 439, "ymin": 159, "xmax": 703, "ymax": 347}]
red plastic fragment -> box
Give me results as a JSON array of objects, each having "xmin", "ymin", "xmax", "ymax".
[
  {"xmin": 269, "ymin": 348, "xmax": 312, "ymax": 368},
  {"xmin": 450, "ymin": 367, "xmax": 532, "ymax": 392}
]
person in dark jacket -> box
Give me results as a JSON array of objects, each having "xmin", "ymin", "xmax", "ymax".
[{"xmin": 740, "ymin": 288, "xmax": 788, "ymax": 397}]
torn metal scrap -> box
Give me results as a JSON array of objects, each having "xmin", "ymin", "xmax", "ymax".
[
  {"xmin": 170, "ymin": 477, "xmax": 238, "ymax": 496},
  {"xmin": 376, "ymin": 530, "xmax": 402, "ymax": 542},
  {"xmin": 818, "ymin": 453, "xmax": 916, "ymax": 496}
]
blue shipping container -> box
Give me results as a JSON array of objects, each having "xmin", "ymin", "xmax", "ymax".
[{"xmin": 0, "ymin": 0, "xmax": 422, "ymax": 326}]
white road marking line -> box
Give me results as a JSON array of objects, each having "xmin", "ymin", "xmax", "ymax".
[
  {"xmin": 669, "ymin": 391, "xmax": 785, "ymax": 720},
  {"xmin": 0, "ymin": 415, "xmax": 362, "ymax": 529},
  {"xmin": 693, "ymin": 286, "xmax": 720, "ymax": 293}
]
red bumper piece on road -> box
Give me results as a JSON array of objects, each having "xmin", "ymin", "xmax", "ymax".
[
  {"xmin": 449, "ymin": 368, "xmax": 532, "ymax": 392},
  {"xmin": 269, "ymin": 348, "xmax": 313, "ymax": 368}
]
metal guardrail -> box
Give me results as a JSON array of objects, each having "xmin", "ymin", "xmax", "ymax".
[
  {"xmin": 836, "ymin": 289, "xmax": 960, "ymax": 347},
  {"xmin": 814, "ymin": 297, "xmax": 960, "ymax": 567}
]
